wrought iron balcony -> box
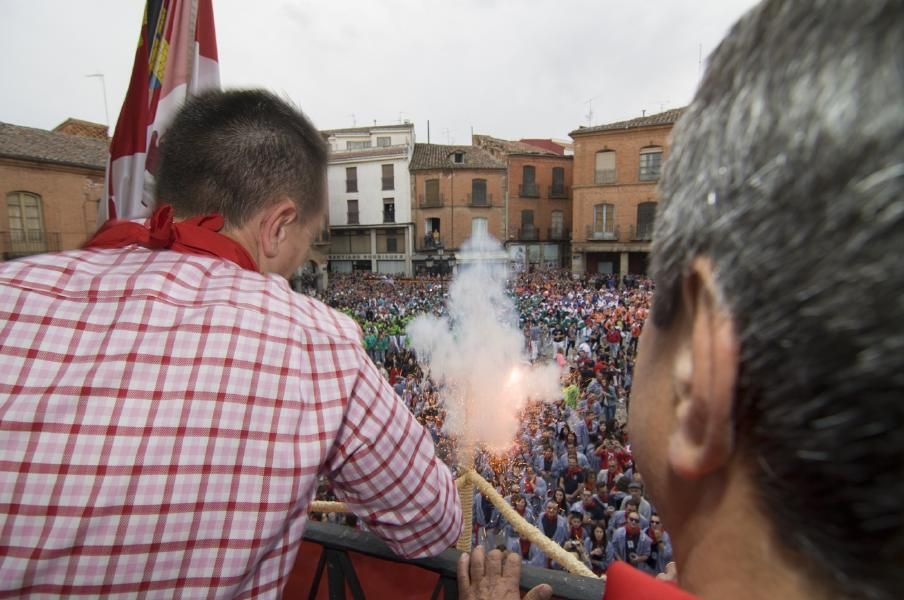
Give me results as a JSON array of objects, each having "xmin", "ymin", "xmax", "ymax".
[
  {"xmin": 594, "ymin": 169, "xmax": 616, "ymax": 185},
  {"xmin": 347, "ymin": 211, "xmax": 360, "ymax": 225},
  {"xmin": 633, "ymin": 223, "xmax": 654, "ymax": 240},
  {"xmin": 346, "ymin": 180, "xmax": 358, "ymax": 193},
  {"xmin": 517, "ymin": 225, "xmax": 539, "ymax": 241},
  {"xmin": 585, "ymin": 224, "xmax": 619, "ymax": 241},
  {"xmin": 1, "ymin": 230, "xmax": 61, "ymax": 258},
  {"xmin": 466, "ymin": 193, "xmax": 493, "ymax": 208},
  {"xmin": 548, "ymin": 227, "xmax": 570, "ymax": 241},
  {"xmin": 519, "ymin": 182, "xmax": 540, "ymax": 198},
  {"xmin": 418, "ymin": 194, "xmax": 445, "ymax": 209},
  {"xmin": 548, "ymin": 184, "xmax": 569, "ymax": 198},
  {"xmin": 422, "ymin": 234, "xmax": 443, "ymax": 250}
]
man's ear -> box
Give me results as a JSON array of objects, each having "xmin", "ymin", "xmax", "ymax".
[
  {"xmin": 258, "ymin": 198, "xmax": 298, "ymax": 259},
  {"xmin": 667, "ymin": 257, "xmax": 739, "ymax": 479}
]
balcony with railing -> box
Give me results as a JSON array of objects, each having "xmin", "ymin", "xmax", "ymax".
[
  {"xmin": 346, "ymin": 180, "xmax": 358, "ymax": 193},
  {"xmin": 347, "ymin": 211, "xmax": 360, "ymax": 225},
  {"xmin": 632, "ymin": 223, "xmax": 654, "ymax": 240},
  {"xmin": 585, "ymin": 224, "xmax": 619, "ymax": 241},
  {"xmin": 518, "ymin": 182, "xmax": 540, "ymax": 198},
  {"xmin": 1, "ymin": 230, "xmax": 61, "ymax": 258},
  {"xmin": 548, "ymin": 184, "xmax": 569, "ymax": 199},
  {"xmin": 418, "ymin": 193, "xmax": 445, "ymax": 209},
  {"xmin": 548, "ymin": 227, "xmax": 570, "ymax": 241},
  {"xmin": 381, "ymin": 177, "xmax": 394, "ymax": 191},
  {"xmin": 517, "ymin": 225, "xmax": 539, "ymax": 241},
  {"xmin": 466, "ymin": 192, "xmax": 493, "ymax": 208},
  {"xmin": 594, "ymin": 169, "xmax": 616, "ymax": 185},
  {"xmin": 422, "ymin": 233, "xmax": 443, "ymax": 250}
]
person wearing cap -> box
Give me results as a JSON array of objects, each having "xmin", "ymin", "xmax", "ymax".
[{"xmin": 619, "ymin": 481, "xmax": 652, "ymax": 522}]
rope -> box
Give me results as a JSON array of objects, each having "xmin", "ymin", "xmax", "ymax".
[
  {"xmin": 464, "ymin": 469, "xmax": 600, "ymax": 579},
  {"xmin": 310, "ymin": 474, "xmax": 471, "ymax": 515},
  {"xmin": 456, "ymin": 475, "xmax": 475, "ymax": 552}
]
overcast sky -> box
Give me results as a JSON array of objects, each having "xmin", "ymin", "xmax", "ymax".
[{"xmin": 0, "ymin": 0, "xmax": 760, "ymax": 145}]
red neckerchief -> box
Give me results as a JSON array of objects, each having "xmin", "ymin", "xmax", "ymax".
[
  {"xmin": 523, "ymin": 478, "xmax": 534, "ymax": 494},
  {"xmin": 84, "ymin": 204, "xmax": 258, "ymax": 271},
  {"xmin": 570, "ymin": 524, "xmax": 585, "ymax": 540}
]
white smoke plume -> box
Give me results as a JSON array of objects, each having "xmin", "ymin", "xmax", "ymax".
[{"xmin": 407, "ymin": 234, "xmax": 561, "ymax": 452}]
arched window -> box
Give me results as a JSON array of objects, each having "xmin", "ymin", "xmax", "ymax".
[
  {"xmin": 639, "ymin": 146, "xmax": 663, "ymax": 181},
  {"xmin": 636, "ymin": 201, "xmax": 657, "ymax": 239},
  {"xmin": 6, "ymin": 192, "xmax": 46, "ymax": 254}
]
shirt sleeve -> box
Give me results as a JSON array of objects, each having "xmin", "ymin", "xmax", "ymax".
[{"xmin": 324, "ymin": 344, "xmax": 462, "ymax": 558}]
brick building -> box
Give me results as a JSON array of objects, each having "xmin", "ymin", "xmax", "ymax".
[
  {"xmin": 473, "ymin": 135, "xmax": 573, "ymax": 270},
  {"xmin": 409, "ymin": 143, "xmax": 506, "ymax": 275},
  {"xmin": 568, "ymin": 108, "xmax": 684, "ymax": 276},
  {"xmin": 0, "ymin": 120, "xmax": 108, "ymax": 261}
]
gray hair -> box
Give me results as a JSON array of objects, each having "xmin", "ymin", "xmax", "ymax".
[{"xmin": 651, "ymin": 1, "xmax": 903, "ymax": 598}]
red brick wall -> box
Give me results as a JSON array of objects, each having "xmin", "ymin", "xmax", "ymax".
[{"xmin": 506, "ymin": 154, "xmax": 573, "ymax": 241}]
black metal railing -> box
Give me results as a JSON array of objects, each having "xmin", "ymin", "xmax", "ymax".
[
  {"xmin": 422, "ymin": 234, "xmax": 443, "ymax": 249},
  {"xmin": 466, "ymin": 193, "xmax": 493, "ymax": 208},
  {"xmin": 548, "ymin": 227, "xmax": 570, "ymax": 241},
  {"xmin": 518, "ymin": 225, "xmax": 539, "ymax": 241},
  {"xmin": 418, "ymin": 194, "xmax": 445, "ymax": 209},
  {"xmin": 519, "ymin": 182, "xmax": 540, "ymax": 198},
  {"xmin": 585, "ymin": 224, "xmax": 619, "ymax": 241},
  {"xmin": 347, "ymin": 211, "xmax": 360, "ymax": 225},
  {"xmin": 633, "ymin": 223, "xmax": 654, "ymax": 240},
  {"xmin": 346, "ymin": 180, "xmax": 358, "ymax": 193},
  {"xmin": 297, "ymin": 521, "xmax": 605, "ymax": 600},
  {"xmin": 1, "ymin": 231, "xmax": 61, "ymax": 257},
  {"xmin": 549, "ymin": 184, "xmax": 569, "ymax": 198},
  {"xmin": 594, "ymin": 169, "xmax": 616, "ymax": 185}
]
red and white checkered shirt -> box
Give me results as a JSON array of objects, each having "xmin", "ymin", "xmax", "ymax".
[{"xmin": 0, "ymin": 248, "xmax": 462, "ymax": 598}]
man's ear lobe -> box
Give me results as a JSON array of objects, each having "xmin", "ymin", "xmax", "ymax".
[
  {"xmin": 259, "ymin": 199, "xmax": 297, "ymax": 259},
  {"xmin": 667, "ymin": 257, "xmax": 739, "ymax": 479}
]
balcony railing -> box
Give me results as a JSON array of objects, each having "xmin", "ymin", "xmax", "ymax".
[
  {"xmin": 293, "ymin": 521, "xmax": 604, "ymax": 600},
  {"xmin": 1, "ymin": 230, "xmax": 61, "ymax": 257},
  {"xmin": 418, "ymin": 194, "xmax": 445, "ymax": 209},
  {"xmin": 585, "ymin": 224, "xmax": 619, "ymax": 241},
  {"xmin": 632, "ymin": 223, "xmax": 654, "ymax": 240},
  {"xmin": 594, "ymin": 169, "xmax": 616, "ymax": 185},
  {"xmin": 638, "ymin": 166, "xmax": 661, "ymax": 181},
  {"xmin": 346, "ymin": 180, "xmax": 358, "ymax": 193},
  {"xmin": 517, "ymin": 225, "xmax": 539, "ymax": 241},
  {"xmin": 422, "ymin": 234, "xmax": 443, "ymax": 250},
  {"xmin": 382, "ymin": 177, "xmax": 394, "ymax": 191},
  {"xmin": 519, "ymin": 182, "xmax": 540, "ymax": 198},
  {"xmin": 466, "ymin": 193, "xmax": 493, "ymax": 208},
  {"xmin": 548, "ymin": 227, "xmax": 570, "ymax": 241},
  {"xmin": 549, "ymin": 184, "xmax": 569, "ymax": 198},
  {"xmin": 347, "ymin": 211, "xmax": 359, "ymax": 225}
]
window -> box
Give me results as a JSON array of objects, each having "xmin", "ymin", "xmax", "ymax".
[
  {"xmin": 347, "ymin": 199, "xmax": 359, "ymax": 224},
  {"xmin": 425, "ymin": 179, "xmax": 440, "ymax": 205},
  {"xmin": 386, "ymin": 237, "xmax": 398, "ymax": 252},
  {"xmin": 595, "ymin": 151, "xmax": 616, "ymax": 184},
  {"xmin": 636, "ymin": 201, "xmax": 657, "ymax": 239},
  {"xmin": 383, "ymin": 198, "xmax": 395, "ymax": 223},
  {"xmin": 346, "ymin": 167, "xmax": 358, "ymax": 193},
  {"xmin": 425, "ymin": 217, "xmax": 441, "ymax": 248},
  {"xmin": 346, "ymin": 140, "xmax": 370, "ymax": 150},
  {"xmin": 639, "ymin": 146, "xmax": 663, "ymax": 181},
  {"xmin": 472, "ymin": 217, "xmax": 488, "ymax": 238},
  {"xmin": 6, "ymin": 192, "xmax": 46, "ymax": 254},
  {"xmin": 376, "ymin": 136, "xmax": 391, "ymax": 147},
  {"xmin": 550, "ymin": 210, "xmax": 564, "ymax": 239},
  {"xmin": 471, "ymin": 178, "xmax": 488, "ymax": 206},
  {"xmin": 551, "ymin": 167, "xmax": 566, "ymax": 197},
  {"xmin": 593, "ymin": 203, "xmax": 615, "ymax": 235},
  {"xmin": 453, "ymin": 152, "xmax": 464, "ymax": 164},
  {"xmin": 382, "ymin": 164, "xmax": 394, "ymax": 190},
  {"xmin": 521, "ymin": 165, "xmax": 538, "ymax": 197},
  {"xmin": 521, "ymin": 209, "xmax": 537, "ymax": 239}
]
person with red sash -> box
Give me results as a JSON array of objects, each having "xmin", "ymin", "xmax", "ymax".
[
  {"xmin": 0, "ymin": 89, "xmax": 461, "ymax": 597},
  {"xmin": 460, "ymin": 1, "xmax": 902, "ymax": 599}
]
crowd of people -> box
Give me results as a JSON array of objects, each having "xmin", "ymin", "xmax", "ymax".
[{"xmin": 312, "ymin": 267, "xmax": 670, "ymax": 576}]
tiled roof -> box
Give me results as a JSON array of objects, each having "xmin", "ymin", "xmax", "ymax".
[
  {"xmin": 472, "ymin": 134, "xmax": 559, "ymax": 158},
  {"xmin": 409, "ymin": 143, "xmax": 505, "ymax": 171},
  {"xmin": 0, "ymin": 121, "xmax": 108, "ymax": 170},
  {"xmin": 53, "ymin": 118, "xmax": 109, "ymax": 140},
  {"xmin": 569, "ymin": 107, "xmax": 686, "ymax": 137}
]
